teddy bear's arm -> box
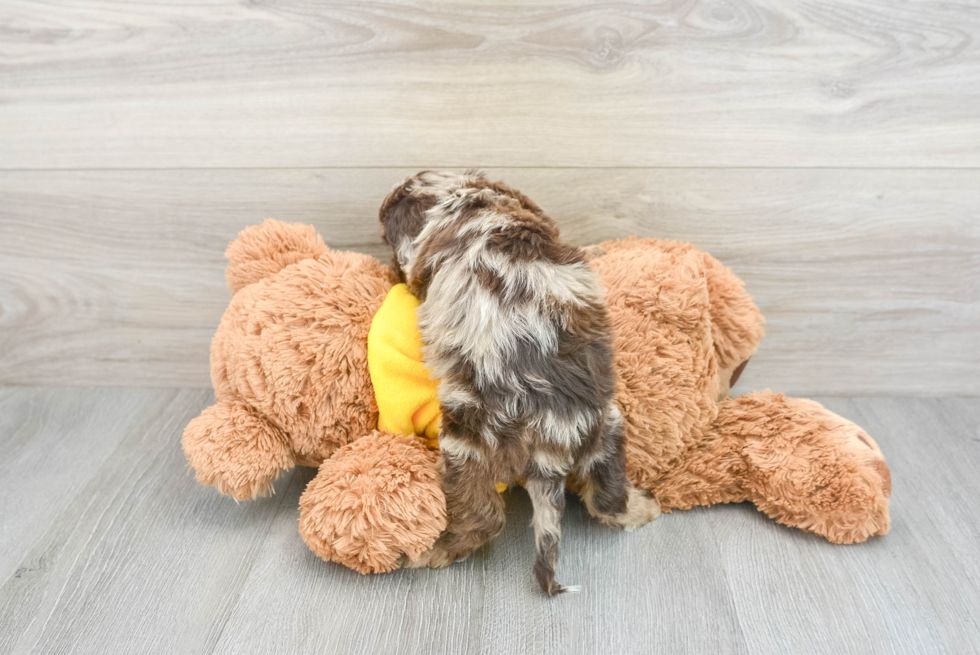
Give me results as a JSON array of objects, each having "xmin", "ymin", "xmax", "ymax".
[
  {"xmin": 182, "ymin": 400, "xmax": 295, "ymax": 500},
  {"xmin": 699, "ymin": 252, "xmax": 766, "ymax": 379}
]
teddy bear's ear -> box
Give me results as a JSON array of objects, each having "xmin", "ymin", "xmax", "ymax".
[{"xmin": 224, "ymin": 219, "xmax": 329, "ymax": 293}]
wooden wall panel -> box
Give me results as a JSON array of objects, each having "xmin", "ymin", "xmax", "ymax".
[
  {"xmin": 1, "ymin": 0, "xmax": 978, "ymax": 169},
  {"xmin": 1, "ymin": 168, "xmax": 976, "ymax": 394}
]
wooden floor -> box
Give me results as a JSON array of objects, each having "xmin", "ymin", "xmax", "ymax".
[{"xmin": 0, "ymin": 387, "xmax": 977, "ymax": 655}]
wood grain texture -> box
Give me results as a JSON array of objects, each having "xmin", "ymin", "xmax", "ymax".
[
  {"xmin": 1, "ymin": 0, "xmax": 979, "ymax": 168},
  {"xmin": 0, "ymin": 388, "xmax": 978, "ymax": 654},
  {"xmin": 1, "ymin": 168, "xmax": 977, "ymax": 394},
  {"xmin": 0, "ymin": 386, "xmax": 169, "ymax": 581},
  {"xmin": 0, "ymin": 387, "xmax": 302, "ymax": 655}
]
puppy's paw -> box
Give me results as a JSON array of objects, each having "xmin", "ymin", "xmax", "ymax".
[
  {"xmin": 580, "ymin": 243, "xmax": 608, "ymax": 262},
  {"xmin": 401, "ymin": 542, "xmax": 459, "ymax": 569},
  {"xmin": 600, "ymin": 488, "xmax": 661, "ymax": 531}
]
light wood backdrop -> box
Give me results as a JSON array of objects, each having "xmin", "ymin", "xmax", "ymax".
[{"xmin": 1, "ymin": 0, "xmax": 978, "ymax": 395}]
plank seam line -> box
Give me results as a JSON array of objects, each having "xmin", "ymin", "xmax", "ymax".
[
  {"xmin": 204, "ymin": 468, "xmax": 300, "ymax": 655},
  {"xmin": 2, "ymin": 166, "xmax": 980, "ymax": 173}
]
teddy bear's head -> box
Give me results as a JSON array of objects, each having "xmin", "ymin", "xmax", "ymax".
[{"xmin": 211, "ymin": 220, "xmax": 397, "ymax": 466}]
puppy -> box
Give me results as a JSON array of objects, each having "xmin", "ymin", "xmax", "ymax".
[{"xmin": 379, "ymin": 171, "xmax": 659, "ymax": 595}]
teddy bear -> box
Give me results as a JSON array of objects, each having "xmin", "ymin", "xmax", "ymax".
[{"xmin": 182, "ymin": 219, "xmax": 891, "ymax": 574}]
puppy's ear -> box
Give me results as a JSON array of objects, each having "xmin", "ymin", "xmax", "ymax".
[
  {"xmin": 379, "ymin": 175, "xmax": 437, "ymax": 246},
  {"xmin": 379, "ymin": 174, "xmax": 440, "ymax": 281},
  {"xmin": 380, "ymin": 188, "xmax": 425, "ymax": 246}
]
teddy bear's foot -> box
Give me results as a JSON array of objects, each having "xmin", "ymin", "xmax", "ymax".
[
  {"xmin": 721, "ymin": 392, "xmax": 891, "ymax": 544},
  {"xmin": 299, "ymin": 431, "xmax": 446, "ymax": 574},
  {"xmin": 182, "ymin": 400, "xmax": 294, "ymax": 500}
]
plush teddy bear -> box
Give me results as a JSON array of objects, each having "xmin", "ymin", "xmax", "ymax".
[{"xmin": 182, "ymin": 219, "xmax": 891, "ymax": 574}]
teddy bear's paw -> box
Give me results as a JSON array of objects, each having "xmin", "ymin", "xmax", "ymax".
[
  {"xmin": 599, "ymin": 488, "xmax": 661, "ymax": 531},
  {"xmin": 811, "ymin": 425, "xmax": 892, "ymax": 544},
  {"xmin": 182, "ymin": 401, "xmax": 294, "ymax": 501},
  {"xmin": 580, "ymin": 243, "xmax": 608, "ymax": 262}
]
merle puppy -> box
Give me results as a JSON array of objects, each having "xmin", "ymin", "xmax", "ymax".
[{"xmin": 379, "ymin": 171, "xmax": 659, "ymax": 595}]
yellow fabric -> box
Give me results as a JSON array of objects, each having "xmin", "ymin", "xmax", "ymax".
[
  {"xmin": 368, "ymin": 284, "xmax": 507, "ymax": 494},
  {"xmin": 368, "ymin": 284, "xmax": 442, "ymax": 447}
]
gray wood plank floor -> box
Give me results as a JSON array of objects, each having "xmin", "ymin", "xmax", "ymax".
[{"xmin": 1, "ymin": 387, "xmax": 977, "ymax": 654}]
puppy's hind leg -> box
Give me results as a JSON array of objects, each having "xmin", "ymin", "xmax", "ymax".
[
  {"xmin": 525, "ymin": 472, "xmax": 577, "ymax": 596},
  {"xmin": 577, "ymin": 405, "xmax": 660, "ymax": 530},
  {"xmin": 407, "ymin": 432, "xmax": 506, "ymax": 569}
]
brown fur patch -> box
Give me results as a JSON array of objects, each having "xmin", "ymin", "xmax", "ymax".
[
  {"xmin": 730, "ymin": 358, "xmax": 750, "ymax": 388},
  {"xmin": 872, "ymin": 459, "xmax": 892, "ymax": 497}
]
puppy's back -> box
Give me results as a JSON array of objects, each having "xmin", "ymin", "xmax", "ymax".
[
  {"xmin": 380, "ymin": 172, "xmax": 632, "ymax": 595},
  {"xmin": 412, "ymin": 182, "xmax": 615, "ymax": 433}
]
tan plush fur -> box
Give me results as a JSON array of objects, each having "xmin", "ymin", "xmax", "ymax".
[
  {"xmin": 183, "ymin": 220, "xmax": 890, "ymax": 575},
  {"xmin": 299, "ymin": 431, "xmax": 446, "ymax": 574}
]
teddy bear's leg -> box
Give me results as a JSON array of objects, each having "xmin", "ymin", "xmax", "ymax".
[
  {"xmin": 715, "ymin": 392, "xmax": 891, "ymax": 544},
  {"xmin": 182, "ymin": 400, "xmax": 295, "ymax": 501},
  {"xmin": 298, "ymin": 431, "xmax": 446, "ymax": 574},
  {"xmin": 646, "ymin": 427, "xmax": 750, "ymax": 512}
]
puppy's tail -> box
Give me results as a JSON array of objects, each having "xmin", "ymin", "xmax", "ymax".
[{"xmin": 526, "ymin": 475, "xmax": 579, "ymax": 596}]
